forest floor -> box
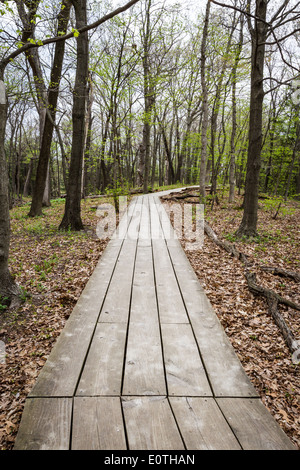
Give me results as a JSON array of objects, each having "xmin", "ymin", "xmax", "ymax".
[
  {"xmin": 162, "ymin": 189, "xmax": 300, "ymax": 450},
  {"xmin": 0, "ymin": 189, "xmax": 299, "ymax": 450}
]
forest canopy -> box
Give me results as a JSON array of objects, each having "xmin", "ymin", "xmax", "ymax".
[{"xmin": 0, "ymin": 0, "xmax": 299, "ymax": 300}]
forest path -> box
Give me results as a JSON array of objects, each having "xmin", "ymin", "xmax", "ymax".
[{"xmin": 14, "ymin": 190, "xmax": 295, "ymax": 450}]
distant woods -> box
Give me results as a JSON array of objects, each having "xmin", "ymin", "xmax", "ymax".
[{"xmin": 1, "ymin": 0, "xmax": 300, "ymax": 218}]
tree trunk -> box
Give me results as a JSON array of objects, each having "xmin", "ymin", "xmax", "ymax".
[
  {"xmin": 0, "ymin": 75, "xmax": 21, "ymax": 305},
  {"xmin": 229, "ymin": 16, "xmax": 243, "ymax": 203},
  {"xmin": 59, "ymin": 0, "xmax": 89, "ymax": 231},
  {"xmin": 28, "ymin": 0, "xmax": 71, "ymax": 216},
  {"xmin": 236, "ymin": 0, "xmax": 268, "ymax": 237},
  {"xmin": 199, "ymin": 0, "xmax": 210, "ymax": 199}
]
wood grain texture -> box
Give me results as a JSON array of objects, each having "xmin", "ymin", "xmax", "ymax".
[
  {"xmin": 14, "ymin": 398, "xmax": 72, "ymax": 450},
  {"xmin": 72, "ymin": 397, "xmax": 127, "ymax": 450},
  {"xmin": 122, "ymin": 396, "xmax": 184, "ymax": 450},
  {"xmin": 161, "ymin": 323, "xmax": 212, "ymax": 396},
  {"xmin": 169, "ymin": 397, "xmax": 241, "ymax": 450},
  {"xmin": 99, "ymin": 239, "xmax": 137, "ymax": 323},
  {"xmin": 76, "ymin": 322, "xmax": 127, "ymax": 396},
  {"xmin": 217, "ymin": 398, "xmax": 296, "ymax": 450},
  {"xmin": 122, "ymin": 321, "xmax": 166, "ymax": 396}
]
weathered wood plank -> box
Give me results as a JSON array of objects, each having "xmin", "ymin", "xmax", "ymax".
[
  {"xmin": 28, "ymin": 198, "xmax": 138, "ymax": 397},
  {"xmin": 14, "ymin": 398, "xmax": 72, "ymax": 450},
  {"xmin": 161, "ymin": 324, "xmax": 212, "ymax": 396},
  {"xmin": 122, "ymin": 396, "xmax": 184, "ymax": 450},
  {"xmin": 150, "ymin": 197, "xmax": 189, "ymax": 323},
  {"xmin": 99, "ymin": 239, "xmax": 137, "ymax": 323},
  {"xmin": 152, "ymin": 239, "xmax": 189, "ymax": 324},
  {"xmin": 122, "ymin": 244, "xmax": 166, "ymax": 395},
  {"xmin": 217, "ymin": 398, "xmax": 296, "ymax": 450},
  {"xmin": 29, "ymin": 243, "xmax": 123, "ymax": 397},
  {"xmin": 122, "ymin": 321, "xmax": 166, "ymax": 396},
  {"xmin": 169, "ymin": 397, "xmax": 241, "ymax": 450},
  {"xmin": 129, "ymin": 246, "xmax": 157, "ymax": 324},
  {"xmin": 138, "ymin": 196, "xmax": 151, "ymax": 246},
  {"xmin": 155, "ymin": 198, "xmax": 257, "ymax": 398},
  {"xmin": 72, "ymin": 397, "xmax": 127, "ymax": 450},
  {"xmin": 76, "ymin": 323, "xmax": 127, "ymax": 396}
]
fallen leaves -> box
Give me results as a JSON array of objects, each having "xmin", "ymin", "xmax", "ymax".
[
  {"xmin": 163, "ymin": 190, "xmax": 300, "ymax": 449},
  {"xmin": 0, "ymin": 197, "xmax": 113, "ymax": 450}
]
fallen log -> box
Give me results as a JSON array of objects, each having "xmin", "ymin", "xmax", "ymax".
[
  {"xmin": 260, "ymin": 266, "xmax": 300, "ymax": 283},
  {"xmin": 245, "ymin": 269, "xmax": 300, "ymax": 357},
  {"xmin": 202, "ymin": 219, "xmax": 300, "ymax": 357}
]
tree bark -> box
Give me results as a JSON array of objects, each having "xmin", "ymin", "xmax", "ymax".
[
  {"xmin": 236, "ymin": 0, "xmax": 268, "ymax": 237},
  {"xmin": 59, "ymin": 0, "xmax": 89, "ymax": 231},
  {"xmin": 229, "ymin": 15, "xmax": 244, "ymax": 203},
  {"xmin": 28, "ymin": 0, "xmax": 72, "ymax": 217},
  {"xmin": 199, "ymin": 0, "xmax": 211, "ymax": 199},
  {"xmin": 0, "ymin": 75, "xmax": 21, "ymax": 305}
]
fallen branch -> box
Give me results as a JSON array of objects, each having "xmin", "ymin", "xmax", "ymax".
[
  {"xmin": 245, "ymin": 269, "xmax": 300, "ymax": 356},
  {"xmin": 260, "ymin": 266, "xmax": 300, "ymax": 283},
  {"xmin": 203, "ymin": 218, "xmax": 300, "ymax": 356},
  {"xmin": 204, "ymin": 221, "xmax": 248, "ymax": 263}
]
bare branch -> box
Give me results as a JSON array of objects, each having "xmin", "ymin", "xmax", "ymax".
[{"xmin": 1, "ymin": 0, "xmax": 141, "ymax": 71}]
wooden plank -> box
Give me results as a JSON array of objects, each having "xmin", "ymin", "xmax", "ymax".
[
  {"xmin": 122, "ymin": 321, "xmax": 166, "ymax": 396},
  {"xmin": 28, "ymin": 198, "xmax": 139, "ymax": 397},
  {"xmin": 126, "ymin": 197, "xmax": 143, "ymax": 243},
  {"xmin": 129, "ymin": 246, "xmax": 157, "ymax": 324},
  {"xmin": 14, "ymin": 398, "xmax": 72, "ymax": 450},
  {"xmin": 99, "ymin": 239, "xmax": 137, "ymax": 323},
  {"xmin": 122, "ymin": 396, "xmax": 184, "ymax": 450},
  {"xmin": 164, "ymin": 243, "xmax": 258, "ymax": 398},
  {"xmin": 76, "ymin": 323, "xmax": 127, "ymax": 396},
  {"xmin": 29, "ymin": 242, "xmax": 123, "ymax": 397},
  {"xmin": 169, "ymin": 397, "xmax": 241, "ymax": 450},
  {"xmin": 138, "ymin": 196, "xmax": 151, "ymax": 246},
  {"xmin": 217, "ymin": 398, "xmax": 296, "ymax": 450},
  {"xmin": 161, "ymin": 324, "xmax": 212, "ymax": 396},
  {"xmin": 72, "ymin": 397, "xmax": 127, "ymax": 450},
  {"xmin": 150, "ymin": 196, "xmax": 189, "ymax": 323},
  {"xmin": 122, "ymin": 244, "xmax": 166, "ymax": 395}
]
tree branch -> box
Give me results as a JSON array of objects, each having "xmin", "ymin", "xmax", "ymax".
[{"xmin": 1, "ymin": 0, "xmax": 140, "ymax": 70}]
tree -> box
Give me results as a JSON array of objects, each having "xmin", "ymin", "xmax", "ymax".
[
  {"xmin": 0, "ymin": 0, "xmax": 141, "ymax": 304},
  {"xmin": 59, "ymin": 0, "xmax": 89, "ymax": 230},
  {"xmin": 236, "ymin": 0, "xmax": 268, "ymax": 237},
  {"xmin": 28, "ymin": 0, "xmax": 72, "ymax": 217},
  {"xmin": 199, "ymin": 0, "xmax": 211, "ymax": 199}
]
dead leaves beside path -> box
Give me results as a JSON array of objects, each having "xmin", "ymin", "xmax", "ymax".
[
  {"xmin": 163, "ymin": 190, "xmax": 300, "ymax": 450},
  {"xmin": 0, "ymin": 197, "xmax": 116, "ymax": 450}
]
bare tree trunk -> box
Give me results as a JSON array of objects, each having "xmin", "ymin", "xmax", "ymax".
[
  {"xmin": 0, "ymin": 74, "xmax": 21, "ymax": 305},
  {"xmin": 199, "ymin": 0, "xmax": 210, "ymax": 199},
  {"xmin": 229, "ymin": 15, "xmax": 244, "ymax": 203},
  {"xmin": 28, "ymin": 0, "xmax": 71, "ymax": 217},
  {"xmin": 59, "ymin": 0, "xmax": 89, "ymax": 231},
  {"xmin": 236, "ymin": 0, "xmax": 268, "ymax": 237}
]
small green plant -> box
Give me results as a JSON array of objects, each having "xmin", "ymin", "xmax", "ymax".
[{"xmin": 0, "ymin": 295, "xmax": 9, "ymax": 311}]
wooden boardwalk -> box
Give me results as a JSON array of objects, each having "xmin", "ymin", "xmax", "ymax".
[{"xmin": 14, "ymin": 191, "xmax": 296, "ymax": 450}]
